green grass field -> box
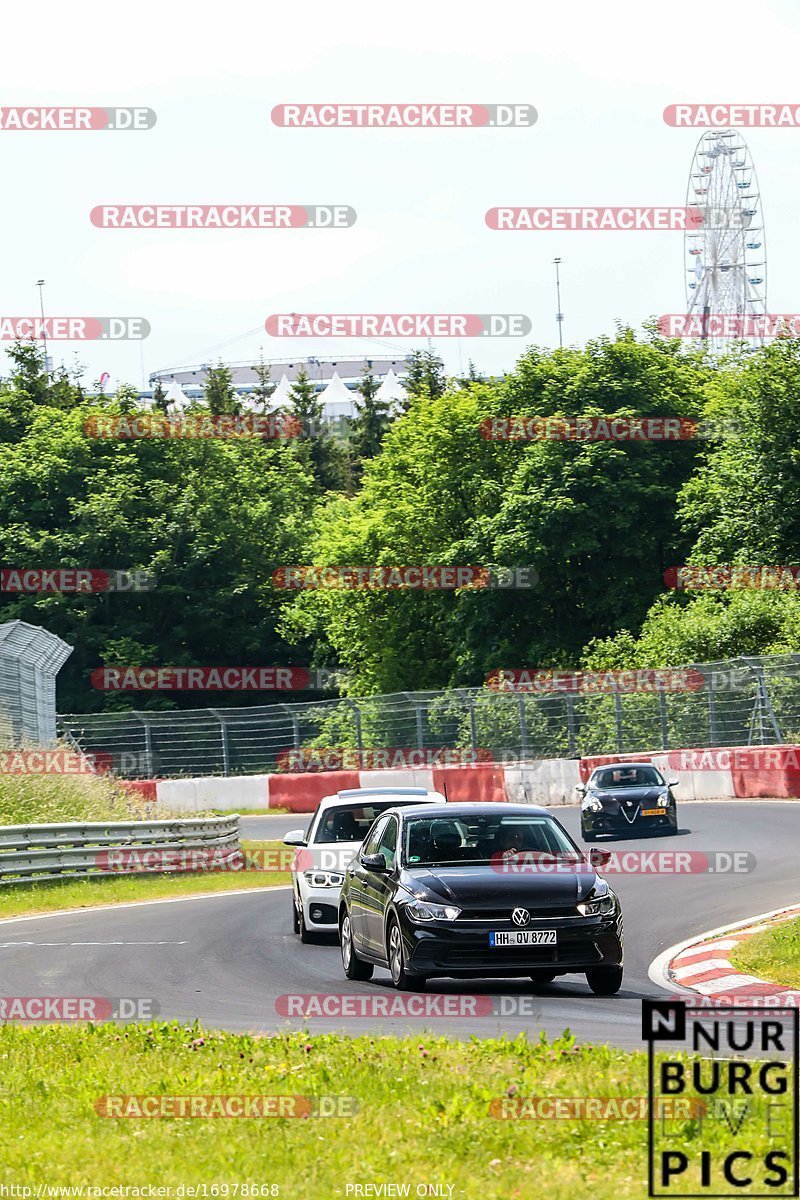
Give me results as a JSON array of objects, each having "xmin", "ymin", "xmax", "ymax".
[
  {"xmin": 729, "ymin": 916, "xmax": 800, "ymax": 988},
  {"xmin": 0, "ymin": 765, "xmax": 140, "ymax": 826},
  {"xmin": 2, "ymin": 1024, "xmax": 786, "ymax": 1198}
]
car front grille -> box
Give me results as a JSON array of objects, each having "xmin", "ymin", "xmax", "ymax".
[{"xmin": 456, "ymin": 907, "xmax": 579, "ymax": 922}]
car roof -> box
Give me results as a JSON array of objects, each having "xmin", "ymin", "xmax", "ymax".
[
  {"xmin": 388, "ymin": 802, "xmax": 553, "ymax": 819},
  {"xmin": 591, "ymin": 761, "xmax": 659, "ymax": 771},
  {"xmin": 316, "ymin": 789, "xmax": 444, "ymax": 812}
]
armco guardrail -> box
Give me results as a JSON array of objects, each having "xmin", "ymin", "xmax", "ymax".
[{"xmin": 0, "ymin": 815, "xmax": 240, "ymax": 885}]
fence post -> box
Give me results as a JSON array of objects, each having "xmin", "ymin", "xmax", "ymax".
[
  {"xmin": 347, "ymin": 700, "xmax": 364, "ymax": 759},
  {"xmin": 707, "ymin": 671, "xmax": 718, "ymax": 745},
  {"xmin": 132, "ymin": 711, "xmax": 155, "ymax": 778},
  {"xmin": 748, "ymin": 660, "xmax": 782, "ymax": 743},
  {"xmin": 209, "ymin": 708, "xmax": 230, "ymax": 776},
  {"xmin": 414, "ymin": 703, "xmax": 425, "ymax": 752},
  {"xmin": 614, "ymin": 694, "xmax": 624, "ymax": 753},
  {"xmin": 468, "ymin": 698, "xmax": 478, "ymax": 753},
  {"xmin": 565, "ymin": 695, "xmax": 577, "ymax": 757},
  {"xmin": 517, "ymin": 696, "xmax": 529, "ymax": 760},
  {"xmin": 658, "ymin": 691, "xmax": 668, "ymax": 751}
]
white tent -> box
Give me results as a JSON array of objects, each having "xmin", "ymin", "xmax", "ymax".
[
  {"xmin": 374, "ymin": 368, "xmax": 407, "ymax": 406},
  {"xmin": 318, "ymin": 371, "xmax": 357, "ymax": 419},
  {"xmin": 163, "ymin": 380, "xmax": 189, "ymax": 409},
  {"xmin": 269, "ymin": 373, "xmax": 292, "ymax": 406}
]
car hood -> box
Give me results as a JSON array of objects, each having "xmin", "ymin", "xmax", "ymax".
[
  {"xmin": 400, "ymin": 864, "xmax": 598, "ymax": 906},
  {"xmin": 589, "ymin": 786, "xmax": 665, "ymax": 808}
]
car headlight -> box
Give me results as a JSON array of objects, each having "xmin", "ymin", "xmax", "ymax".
[
  {"xmin": 406, "ymin": 900, "xmax": 462, "ymax": 922},
  {"xmin": 657, "ymin": 792, "xmax": 671, "ymax": 806},
  {"xmin": 582, "ymin": 795, "xmax": 602, "ymax": 812},
  {"xmin": 303, "ymin": 870, "xmax": 344, "ymax": 888},
  {"xmin": 577, "ymin": 881, "xmax": 615, "ymax": 916},
  {"xmin": 577, "ymin": 895, "xmax": 616, "ymax": 916}
]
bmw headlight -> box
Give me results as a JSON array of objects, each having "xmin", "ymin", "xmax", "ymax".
[
  {"xmin": 406, "ymin": 900, "xmax": 461, "ymax": 922},
  {"xmin": 582, "ymin": 795, "xmax": 602, "ymax": 813},
  {"xmin": 303, "ymin": 870, "xmax": 344, "ymax": 888}
]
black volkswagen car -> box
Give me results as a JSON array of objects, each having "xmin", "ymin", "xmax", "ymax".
[
  {"xmin": 338, "ymin": 802, "xmax": 623, "ymax": 995},
  {"xmin": 578, "ymin": 762, "xmax": 679, "ymax": 840}
]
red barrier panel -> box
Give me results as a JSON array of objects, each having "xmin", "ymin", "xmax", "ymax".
[
  {"xmin": 268, "ymin": 770, "xmax": 362, "ymax": 813},
  {"xmin": 432, "ymin": 764, "xmax": 507, "ymax": 803},
  {"xmin": 121, "ymin": 779, "xmax": 159, "ymax": 801},
  {"xmin": 728, "ymin": 745, "xmax": 800, "ymax": 799}
]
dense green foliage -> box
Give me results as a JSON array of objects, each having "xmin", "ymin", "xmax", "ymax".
[{"xmin": 2, "ymin": 331, "xmax": 799, "ymax": 713}]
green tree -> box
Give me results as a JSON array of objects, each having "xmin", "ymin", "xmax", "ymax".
[
  {"xmin": 152, "ymin": 379, "xmax": 169, "ymax": 414},
  {"xmin": 584, "ymin": 339, "xmax": 800, "ymax": 669},
  {"xmin": 281, "ymin": 331, "xmax": 710, "ymax": 693},
  {"xmin": 402, "ymin": 347, "xmax": 446, "ymax": 410},
  {"xmin": 251, "ymin": 356, "xmax": 275, "ymax": 412},
  {"xmin": 202, "ymin": 362, "xmax": 240, "ymax": 415},
  {"xmin": 351, "ymin": 365, "xmax": 391, "ymax": 463},
  {"xmin": 0, "ymin": 377, "xmax": 316, "ymax": 711},
  {"xmin": 287, "ymin": 367, "xmax": 344, "ymax": 490}
]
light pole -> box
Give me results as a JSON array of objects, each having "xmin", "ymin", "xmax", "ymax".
[
  {"xmin": 553, "ymin": 258, "xmax": 564, "ymax": 348},
  {"xmin": 35, "ymin": 280, "xmax": 48, "ymax": 373}
]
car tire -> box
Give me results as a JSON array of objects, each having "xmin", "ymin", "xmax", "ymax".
[
  {"xmin": 582, "ymin": 829, "xmax": 596, "ymax": 842},
  {"xmin": 529, "ymin": 970, "xmax": 557, "ymax": 988},
  {"xmin": 585, "ymin": 965, "xmax": 623, "ymax": 995},
  {"xmin": 292, "ymin": 894, "xmax": 300, "ymax": 934},
  {"xmin": 387, "ymin": 918, "xmax": 426, "ymax": 991},
  {"xmin": 340, "ymin": 911, "xmax": 374, "ymax": 981},
  {"xmin": 299, "ymin": 905, "xmax": 316, "ymax": 944}
]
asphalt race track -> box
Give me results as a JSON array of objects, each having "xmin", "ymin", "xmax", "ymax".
[{"xmin": 1, "ymin": 802, "xmax": 798, "ymax": 1049}]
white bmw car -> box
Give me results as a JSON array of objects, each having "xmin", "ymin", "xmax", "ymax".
[{"xmin": 284, "ymin": 787, "xmax": 444, "ymax": 941}]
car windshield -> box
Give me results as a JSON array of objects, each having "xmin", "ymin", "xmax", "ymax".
[
  {"xmin": 591, "ymin": 765, "xmax": 664, "ymax": 789},
  {"xmin": 314, "ymin": 802, "xmax": 406, "ymax": 844},
  {"xmin": 403, "ymin": 815, "xmax": 577, "ymax": 866}
]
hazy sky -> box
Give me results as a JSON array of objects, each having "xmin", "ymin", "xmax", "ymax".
[{"xmin": 3, "ymin": 0, "xmax": 799, "ymax": 389}]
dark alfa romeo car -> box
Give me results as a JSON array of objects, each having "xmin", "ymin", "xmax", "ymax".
[
  {"xmin": 578, "ymin": 762, "xmax": 679, "ymax": 841},
  {"xmin": 338, "ymin": 802, "xmax": 624, "ymax": 995}
]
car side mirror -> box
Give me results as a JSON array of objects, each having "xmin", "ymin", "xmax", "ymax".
[
  {"xmin": 668, "ymin": 778, "xmax": 679, "ymax": 787},
  {"xmin": 575, "ymin": 783, "xmax": 586, "ymax": 793},
  {"xmin": 283, "ymin": 829, "xmax": 307, "ymax": 847},
  {"xmin": 589, "ymin": 848, "xmax": 613, "ymax": 868},
  {"xmin": 360, "ymin": 852, "xmax": 387, "ymax": 872}
]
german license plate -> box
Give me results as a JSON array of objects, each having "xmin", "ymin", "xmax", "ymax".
[
  {"xmin": 641, "ymin": 808, "xmax": 663, "ymax": 816},
  {"xmin": 489, "ymin": 930, "xmax": 557, "ymax": 947}
]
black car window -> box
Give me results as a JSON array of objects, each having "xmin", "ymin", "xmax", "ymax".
[
  {"xmin": 404, "ymin": 814, "xmax": 577, "ymax": 865},
  {"xmin": 377, "ymin": 816, "xmax": 398, "ymax": 868},
  {"xmin": 592, "ymin": 765, "xmax": 664, "ymax": 789},
  {"xmin": 362, "ymin": 815, "xmax": 390, "ymax": 857},
  {"xmin": 314, "ymin": 802, "xmax": 392, "ymax": 843}
]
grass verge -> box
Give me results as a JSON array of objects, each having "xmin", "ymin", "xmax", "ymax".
[
  {"xmin": 0, "ymin": 765, "xmax": 146, "ymax": 825},
  {"xmin": 0, "ymin": 841, "xmax": 289, "ymax": 920},
  {"xmin": 729, "ymin": 915, "xmax": 800, "ymax": 988},
  {"xmin": 0, "ymin": 1025, "xmax": 788, "ymax": 1197},
  {"xmin": 208, "ymin": 806, "xmax": 290, "ymax": 816}
]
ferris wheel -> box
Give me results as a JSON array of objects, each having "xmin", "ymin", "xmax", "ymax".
[{"xmin": 685, "ymin": 129, "xmax": 767, "ymax": 348}]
